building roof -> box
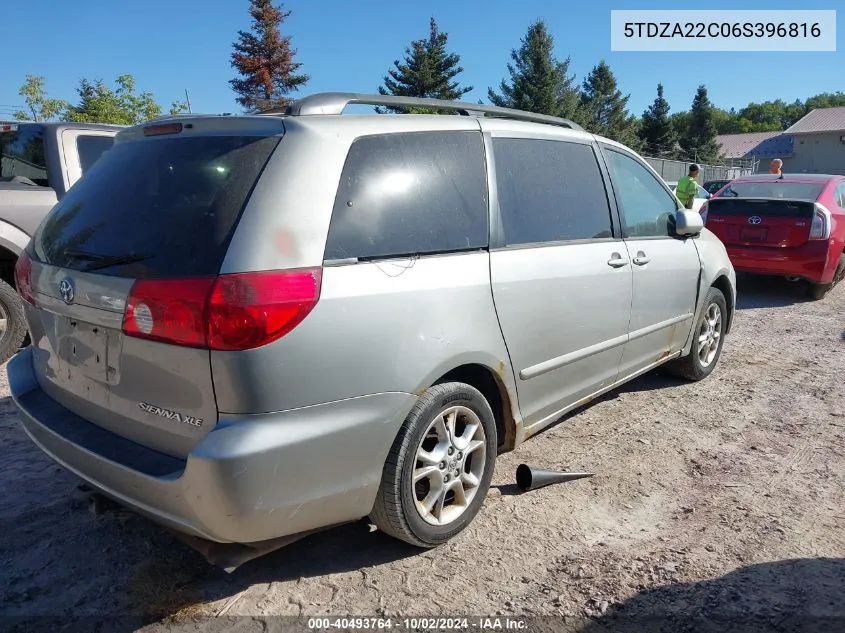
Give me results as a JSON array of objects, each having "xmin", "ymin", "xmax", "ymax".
[
  {"xmin": 716, "ymin": 132, "xmax": 793, "ymax": 158},
  {"xmin": 785, "ymin": 107, "xmax": 845, "ymax": 134}
]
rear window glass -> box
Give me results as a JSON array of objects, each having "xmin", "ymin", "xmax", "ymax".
[
  {"xmin": 719, "ymin": 181, "xmax": 825, "ymax": 200},
  {"xmin": 32, "ymin": 134, "xmax": 280, "ymax": 278},
  {"xmin": 324, "ymin": 131, "xmax": 488, "ymax": 261},
  {"xmin": 77, "ymin": 134, "xmax": 114, "ymax": 174},
  {"xmin": 0, "ymin": 124, "xmax": 49, "ymax": 187}
]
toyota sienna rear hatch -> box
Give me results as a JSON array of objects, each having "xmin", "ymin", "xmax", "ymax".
[
  {"xmin": 14, "ymin": 118, "xmax": 285, "ymax": 458},
  {"xmin": 706, "ymin": 180, "xmax": 828, "ymax": 248}
]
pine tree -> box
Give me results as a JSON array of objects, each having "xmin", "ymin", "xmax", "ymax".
[
  {"xmin": 680, "ymin": 85, "xmax": 721, "ymax": 163},
  {"xmin": 229, "ymin": 0, "xmax": 309, "ymax": 111},
  {"xmin": 579, "ymin": 60, "xmax": 640, "ymax": 149},
  {"xmin": 639, "ymin": 83, "xmax": 677, "ymax": 158},
  {"xmin": 487, "ymin": 20, "xmax": 580, "ymax": 119},
  {"xmin": 377, "ymin": 18, "xmax": 472, "ymax": 114}
]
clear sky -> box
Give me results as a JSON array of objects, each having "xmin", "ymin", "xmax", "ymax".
[{"xmin": 1, "ymin": 0, "xmax": 841, "ymax": 120}]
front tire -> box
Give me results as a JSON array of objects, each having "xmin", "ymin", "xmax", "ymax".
[
  {"xmin": 667, "ymin": 286, "xmax": 727, "ymax": 381},
  {"xmin": 370, "ymin": 382, "xmax": 497, "ymax": 548},
  {"xmin": 0, "ymin": 279, "xmax": 27, "ymax": 365}
]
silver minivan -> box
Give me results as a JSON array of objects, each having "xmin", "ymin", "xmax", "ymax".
[{"xmin": 8, "ymin": 93, "xmax": 736, "ymax": 551}]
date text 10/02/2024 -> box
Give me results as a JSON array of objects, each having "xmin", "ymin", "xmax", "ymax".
[{"xmin": 307, "ymin": 617, "xmax": 528, "ymax": 630}]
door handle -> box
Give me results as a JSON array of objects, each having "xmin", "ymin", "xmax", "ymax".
[
  {"xmin": 633, "ymin": 252, "xmax": 650, "ymax": 266},
  {"xmin": 607, "ymin": 253, "xmax": 630, "ymax": 268}
]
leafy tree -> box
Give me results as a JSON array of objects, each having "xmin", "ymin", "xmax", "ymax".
[
  {"xmin": 639, "ymin": 83, "xmax": 677, "ymax": 157},
  {"xmin": 14, "ymin": 75, "xmax": 68, "ymax": 122},
  {"xmin": 64, "ymin": 75, "xmax": 181, "ymax": 125},
  {"xmin": 230, "ymin": 0, "xmax": 309, "ymax": 111},
  {"xmin": 487, "ymin": 20, "xmax": 580, "ymax": 119},
  {"xmin": 579, "ymin": 60, "xmax": 640, "ymax": 149},
  {"xmin": 679, "ymin": 85, "xmax": 721, "ymax": 163},
  {"xmin": 377, "ymin": 17, "xmax": 472, "ymax": 114}
]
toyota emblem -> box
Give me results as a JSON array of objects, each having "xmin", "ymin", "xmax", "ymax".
[
  {"xmin": 748, "ymin": 216, "xmax": 762, "ymax": 225},
  {"xmin": 59, "ymin": 278, "xmax": 75, "ymax": 305}
]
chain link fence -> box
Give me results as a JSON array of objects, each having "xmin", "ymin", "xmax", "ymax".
[{"xmin": 644, "ymin": 156, "xmax": 757, "ymax": 183}]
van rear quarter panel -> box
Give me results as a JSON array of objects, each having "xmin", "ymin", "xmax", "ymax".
[
  {"xmin": 213, "ymin": 115, "xmax": 517, "ymax": 416},
  {"xmin": 209, "ymin": 253, "xmax": 515, "ymax": 415}
]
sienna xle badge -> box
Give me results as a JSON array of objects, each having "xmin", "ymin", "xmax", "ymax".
[{"xmin": 8, "ymin": 92, "xmax": 736, "ymax": 556}]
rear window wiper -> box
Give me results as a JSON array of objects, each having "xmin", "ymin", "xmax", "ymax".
[{"xmin": 76, "ymin": 253, "xmax": 155, "ymax": 272}]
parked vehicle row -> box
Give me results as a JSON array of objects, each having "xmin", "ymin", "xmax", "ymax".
[
  {"xmin": 0, "ymin": 121, "xmax": 119, "ymax": 362},
  {"xmin": 6, "ymin": 93, "xmax": 736, "ymax": 553}
]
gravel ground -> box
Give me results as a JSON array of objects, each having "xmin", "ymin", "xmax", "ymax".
[{"xmin": 1, "ymin": 273, "xmax": 843, "ymax": 633}]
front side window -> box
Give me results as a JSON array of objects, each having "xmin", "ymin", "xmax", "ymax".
[
  {"xmin": 603, "ymin": 148, "xmax": 678, "ymax": 238},
  {"xmin": 492, "ymin": 138, "xmax": 613, "ymax": 246},
  {"xmin": 0, "ymin": 124, "xmax": 49, "ymax": 187},
  {"xmin": 324, "ymin": 131, "xmax": 488, "ymax": 261}
]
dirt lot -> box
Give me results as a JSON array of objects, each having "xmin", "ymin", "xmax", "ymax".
[{"xmin": 1, "ymin": 274, "xmax": 844, "ymax": 633}]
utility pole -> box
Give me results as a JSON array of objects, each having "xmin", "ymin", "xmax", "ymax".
[{"xmin": 185, "ymin": 89, "xmax": 193, "ymax": 114}]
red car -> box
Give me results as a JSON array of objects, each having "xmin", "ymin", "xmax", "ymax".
[{"xmin": 703, "ymin": 173, "xmax": 845, "ymax": 300}]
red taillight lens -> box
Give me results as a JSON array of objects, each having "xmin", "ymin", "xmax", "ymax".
[
  {"xmin": 122, "ymin": 268, "xmax": 322, "ymax": 351},
  {"xmin": 124, "ymin": 277, "xmax": 215, "ymax": 347},
  {"xmin": 207, "ymin": 268, "xmax": 322, "ymax": 351},
  {"xmin": 14, "ymin": 252, "xmax": 35, "ymax": 305}
]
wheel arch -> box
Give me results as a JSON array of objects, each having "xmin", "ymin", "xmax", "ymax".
[
  {"xmin": 711, "ymin": 274, "xmax": 735, "ymax": 334},
  {"xmin": 422, "ymin": 359, "xmax": 522, "ymax": 454}
]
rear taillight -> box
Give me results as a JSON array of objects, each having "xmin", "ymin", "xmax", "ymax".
[
  {"xmin": 122, "ymin": 268, "xmax": 322, "ymax": 351},
  {"xmin": 14, "ymin": 252, "xmax": 35, "ymax": 305},
  {"xmin": 809, "ymin": 203, "xmax": 832, "ymax": 240}
]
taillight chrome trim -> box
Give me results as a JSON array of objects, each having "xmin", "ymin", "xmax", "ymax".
[{"xmin": 809, "ymin": 203, "xmax": 832, "ymax": 240}]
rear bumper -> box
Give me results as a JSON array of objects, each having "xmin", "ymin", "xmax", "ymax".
[
  {"xmin": 725, "ymin": 240, "xmax": 833, "ymax": 283},
  {"xmin": 8, "ymin": 347, "xmax": 416, "ymax": 544}
]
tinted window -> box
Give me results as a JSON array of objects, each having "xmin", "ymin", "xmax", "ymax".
[
  {"xmin": 0, "ymin": 124, "xmax": 49, "ymax": 187},
  {"xmin": 33, "ymin": 135, "xmax": 280, "ymax": 278},
  {"xmin": 720, "ymin": 181, "xmax": 825, "ymax": 200},
  {"xmin": 492, "ymin": 138, "xmax": 613, "ymax": 246},
  {"xmin": 704, "ymin": 180, "xmax": 729, "ymax": 194},
  {"xmin": 77, "ymin": 135, "xmax": 114, "ymax": 174},
  {"xmin": 603, "ymin": 149, "xmax": 678, "ymax": 238},
  {"xmin": 324, "ymin": 132, "xmax": 488, "ymax": 260}
]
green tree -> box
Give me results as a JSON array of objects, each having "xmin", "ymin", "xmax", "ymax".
[
  {"xmin": 579, "ymin": 60, "xmax": 640, "ymax": 149},
  {"xmin": 377, "ymin": 17, "xmax": 472, "ymax": 114},
  {"xmin": 230, "ymin": 0, "xmax": 309, "ymax": 111},
  {"xmin": 14, "ymin": 75, "xmax": 68, "ymax": 122},
  {"xmin": 487, "ymin": 20, "xmax": 580, "ymax": 119},
  {"xmin": 64, "ymin": 75, "xmax": 179, "ymax": 125},
  {"xmin": 680, "ymin": 85, "xmax": 721, "ymax": 163},
  {"xmin": 639, "ymin": 83, "xmax": 677, "ymax": 157}
]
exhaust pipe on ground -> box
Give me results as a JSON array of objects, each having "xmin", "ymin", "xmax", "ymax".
[{"xmin": 515, "ymin": 463, "xmax": 594, "ymax": 492}]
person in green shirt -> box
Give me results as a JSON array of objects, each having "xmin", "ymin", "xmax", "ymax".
[{"xmin": 676, "ymin": 164, "xmax": 700, "ymax": 209}]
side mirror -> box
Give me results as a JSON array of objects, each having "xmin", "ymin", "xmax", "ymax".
[{"xmin": 675, "ymin": 210, "xmax": 703, "ymax": 236}]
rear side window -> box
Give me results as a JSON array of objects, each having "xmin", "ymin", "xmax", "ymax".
[
  {"xmin": 77, "ymin": 134, "xmax": 114, "ymax": 174},
  {"xmin": 324, "ymin": 131, "xmax": 488, "ymax": 261},
  {"xmin": 32, "ymin": 135, "xmax": 280, "ymax": 278},
  {"xmin": 0, "ymin": 124, "xmax": 49, "ymax": 187},
  {"xmin": 492, "ymin": 138, "xmax": 613, "ymax": 246}
]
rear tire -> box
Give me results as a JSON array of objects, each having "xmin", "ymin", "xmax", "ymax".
[
  {"xmin": 667, "ymin": 287, "xmax": 727, "ymax": 382},
  {"xmin": 0, "ymin": 279, "xmax": 27, "ymax": 365},
  {"xmin": 370, "ymin": 382, "xmax": 497, "ymax": 548},
  {"xmin": 807, "ymin": 254, "xmax": 845, "ymax": 301}
]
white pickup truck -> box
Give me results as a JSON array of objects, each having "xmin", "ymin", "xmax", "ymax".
[{"xmin": 0, "ymin": 121, "xmax": 121, "ymax": 362}]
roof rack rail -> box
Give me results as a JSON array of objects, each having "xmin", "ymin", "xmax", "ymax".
[{"xmin": 256, "ymin": 92, "xmax": 585, "ymax": 132}]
